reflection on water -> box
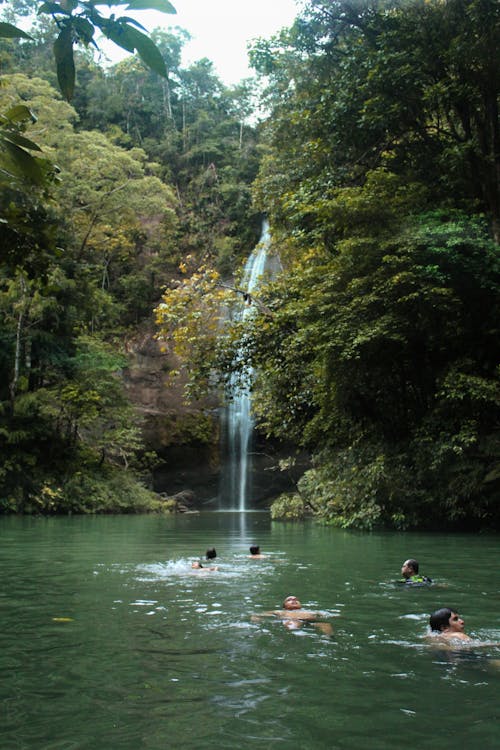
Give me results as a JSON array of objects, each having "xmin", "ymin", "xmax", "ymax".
[{"xmin": 0, "ymin": 513, "xmax": 499, "ymax": 750}]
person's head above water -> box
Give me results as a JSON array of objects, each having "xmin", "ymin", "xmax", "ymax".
[
  {"xmin": 401, "ymin": 558, "xmax": 419, "ymax": 578},
  {"xmin": 283, "ymin": 595, "xmax": 302, "ymax": 610},
  {"xmin": 429, "ymin": 607, "xmax": 465, "ymax": 634},
  {"xmin": 249, "ymin": 545, "xmax": 260, "ymax": 556},
  {"xmin": 191, "ymin": 561, "xmax": 203, "ymax": 569},
  {"xmin": 206, "ymin": 547, "xmax": 217, "ymax": 560}
]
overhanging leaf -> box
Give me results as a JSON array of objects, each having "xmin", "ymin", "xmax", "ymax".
[
  {"xmin": 3, "ymin": 105, "xmax": 37, "ymax": 125},
  {"xmin": 54, "ymin": 23, "xmax": 75, "ymax": 100},
  {"xmin": 115, "ymin": 15, "xmax": 148, "ymax": 33},
  {"xmin": 2, "ymin": 131, "xmax": 43, "ymax": 152},
  {"xmin": 125, "ymin": 26, "xmax": 167, "ymax": 77},
  {"xmin": 73, "ymin": 17, "xmax": 95, "ymax": 45},
  {"xmin": 38, "ymin": 2, "xmax": 71, "ymax": 15},
  {"xmin": 125, "ymin": 0, "xmax": 176, "ymax": 12},
  {"xmin": 98, "ymin": 20, "xmax": 136, "ymax": 53},
  {"xmin": 0, "ymin": 22, "xmax": 33, "ymax": 39},
  {"xmin": 81, "ymin": 0, "xmax": 131, "ymax": 6},
  {"xmin": 1, "ymin": 139, "xmax": 45, "ymax": 184}
]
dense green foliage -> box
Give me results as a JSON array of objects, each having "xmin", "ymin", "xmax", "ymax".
[
  {"xmin": 0, "ymin": 4, "xmax": 262, "ymax": 513},
  {"xmin": 247, "ymin": 0, "xmax": 500, "ymax": 529},
  {"xmin": 2, "ymin": 0, "xmax": 499, "ymax": 527},
  {"xmin": 1, "ymin": 0, "xmax": 175, "ymax": 99},
  {"xmin": 159, "ymin": 0, "xmax": 499, "ymax": 529}
]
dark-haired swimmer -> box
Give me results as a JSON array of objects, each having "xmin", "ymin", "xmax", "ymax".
[
  {"xmin": 252, "ymin": 595, "xmax": 333, "ymax": 635},
  {"xmin": 429, "ymin": 608, "xmax": 470, "ymax": 642},
  {"xmin": 191, "ymin": 561, "xmax": 218, "ymax": 572},
  {"xmin": 248, "ymin": 545, "xmax": 267, "ymax": 559},
  {"xmin": 400, "ymin": 558, "xmax": 432, "ymax": 585},
  {"xmin": 206, "ymin": 547, "xmax": 217, "ymax": 561},
  {"xmin": 428, "ymin": 609, "xmax": 500, "ymax": 668}
]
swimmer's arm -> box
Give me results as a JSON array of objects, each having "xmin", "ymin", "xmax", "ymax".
[
  {"xmin": 459, "ymin": 638, "xmax": 500, "ymax": 647},
  {"xmin": 312, "ymin": 621, "xmax": 333, "ymax": 636},
  {"xmin": 251, "ymin": 610, "xmax": 278, "ymax": 622}
]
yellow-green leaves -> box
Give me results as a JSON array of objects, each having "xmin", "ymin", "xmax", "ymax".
[{"xmin": 0, "ymin": 103, "xmax": 51, "ymax": 185}]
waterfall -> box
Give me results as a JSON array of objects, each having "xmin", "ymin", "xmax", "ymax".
[{"xmin": 220, "ymin": 221, "xmax": 275, "ymax": 511}]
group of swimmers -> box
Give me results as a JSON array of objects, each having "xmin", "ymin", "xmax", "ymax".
[
  {"xmin": 190, "ymin": 548, "xmax": 475, "ymax": 643},
  {"xmin": 400, "ymin": 558, "xmax": 471, "ymax": 642},
  {"xmin": 189, "ymin": 545, "xmax": 334, "ymax": 633},
  {"xmin": 190, "ymin": 546, "xmax": 219, "ymax": 571},
  {"xmin": 190, "ymin": 545, "xmax": 265, "ymax": 571}
]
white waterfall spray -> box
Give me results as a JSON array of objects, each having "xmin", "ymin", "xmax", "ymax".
[{"xmin": 220, "ymin": 221, "xmax": 276, "ymax": 511}]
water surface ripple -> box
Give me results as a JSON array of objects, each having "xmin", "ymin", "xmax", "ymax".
[{"xmin": 1, "ymin": 514, "xmax": 499, "ymax": 749}]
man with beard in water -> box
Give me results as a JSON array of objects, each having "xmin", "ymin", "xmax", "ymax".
[{"xmin": 400, "ymin": 558, "xmax": 432, "ymax": 585}]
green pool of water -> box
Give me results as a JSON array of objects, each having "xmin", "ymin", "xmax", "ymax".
[{"xmin": 1, "ymin": 513, "xmax": 499, "ymax": 749}]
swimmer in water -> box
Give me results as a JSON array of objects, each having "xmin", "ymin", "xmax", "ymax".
[
  {"xmin": 248, "ymin": 545, "xmax": 267, "ymax": 559},
  {"xmin": 429, "ymin": 608, "xmax": 471, "ymax": 642},
  {"xmin": 400, "ymin": 558, "xmax": 432, "ymax": 585},
  {"xmin": 206, "ymin": 547, "xmax": 217, "ymax": 561},
  {"xmin": 427, "ymin": 608, "xmax": 500, "ymax": 668},
  {"xmin": 252, "ymin": 595, "xmax": 333, "ymax": 635},
  {"xmin": 191, "ymin": 561, "xmax": 218, "ymax": 572}
]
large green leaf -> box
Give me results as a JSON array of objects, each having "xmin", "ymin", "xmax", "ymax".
[
  {"xmin": 125, "ymin": 0, "xmax": 176, "ymax": 12},
  {"xmin": 38, "ymin": 2, "xmax": 71, "ymax": 15},
  {"xmin": 79, "ymin": 0, "xmax": 132, "ymax": 6},
  {"xmin": 115, "ymin": 15, "xmax": 148, "ymax": 33},
  {"xmin": 0, "ymin": 22, "xmax": 33, "ymax": 40},
  {"xmin": 2, "ymin": 131, "xmax": 43, "ymax": 152},
  {"xmin": 53, "ymin": 23, "xmax": 76, "ymax": 100},
  {"xmin": 1, "ymin": 139, "xmax": 45, "ymax": 184},
  {"xmin": 73, "ymin": 16, "xmax": 95, "ymax": 45},
  {"xmin": 2, "ymin": 105, "xmax": 37, "ymax": 125},
  {"xmin": 100, "ymin": 21, "xmax": 136, "ymax": 53},
  {"xmin": 125, "ymin": 25, "xmax": 167, "ymax": 77}
]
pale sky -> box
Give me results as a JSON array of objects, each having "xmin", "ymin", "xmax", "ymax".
[{"xmin": 103, "ymin": 0, "xmax": 301, "ymax": 85}]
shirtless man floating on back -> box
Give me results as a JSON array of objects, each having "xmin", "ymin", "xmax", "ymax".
[{"xmin": 252, "ymin": 595, "xmax": 333, "ymax": 636}]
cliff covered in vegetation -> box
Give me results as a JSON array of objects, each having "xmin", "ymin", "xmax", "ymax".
[
  {"xmin": 1, "ymin": 0, "xmax": 499, "ymax": 528},
  {"xmin": 157, "ymin": 0, "xmax": 500, "ymax": 530},
  {"xmin": 0, "ymin": 1, "xmax": 262, "ymax": 512}
]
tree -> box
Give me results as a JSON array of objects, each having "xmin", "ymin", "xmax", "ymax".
[
  {"xmin": 251, "ymin": 0, "xmax": 500, "ymax": 241},
  {"xmin": 0, "ymin": 0, "xmax": 176, "ymax": 183},
  {"xmin": 0, "ymin": 71, "xmax": 181, "ymax": 512},
  {"xmin": 1, "ymin": 0, "xmax": 176, "ymax": 99},
  {"xmin": 237, "ymin": 205, "xmax": 500, "ymax": 528},
  {"xmin": 158, "ymin": 1, "xmax": 500, "ymax": 528}
]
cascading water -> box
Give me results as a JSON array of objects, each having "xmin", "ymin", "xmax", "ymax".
[{"xmin": 219, "ymin": 221, "xmax": 277, "ymax": 511}]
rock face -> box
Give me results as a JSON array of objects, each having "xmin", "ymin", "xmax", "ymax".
[
  {"xmin": 122, "ymin": 325, "xmax": 308, "ymax": 508},
  {"xmin": 122, "ymin": 326, "xmax": 220, "ymax": 502}
]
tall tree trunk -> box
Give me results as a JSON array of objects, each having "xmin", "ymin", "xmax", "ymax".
[
  {"xmin": 163, "ymin": 77, "xmax": 173, "ymax": 121},
  {"xmin": 9, "ymin": 276, "xmax": 29, "ymax": 416}
]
